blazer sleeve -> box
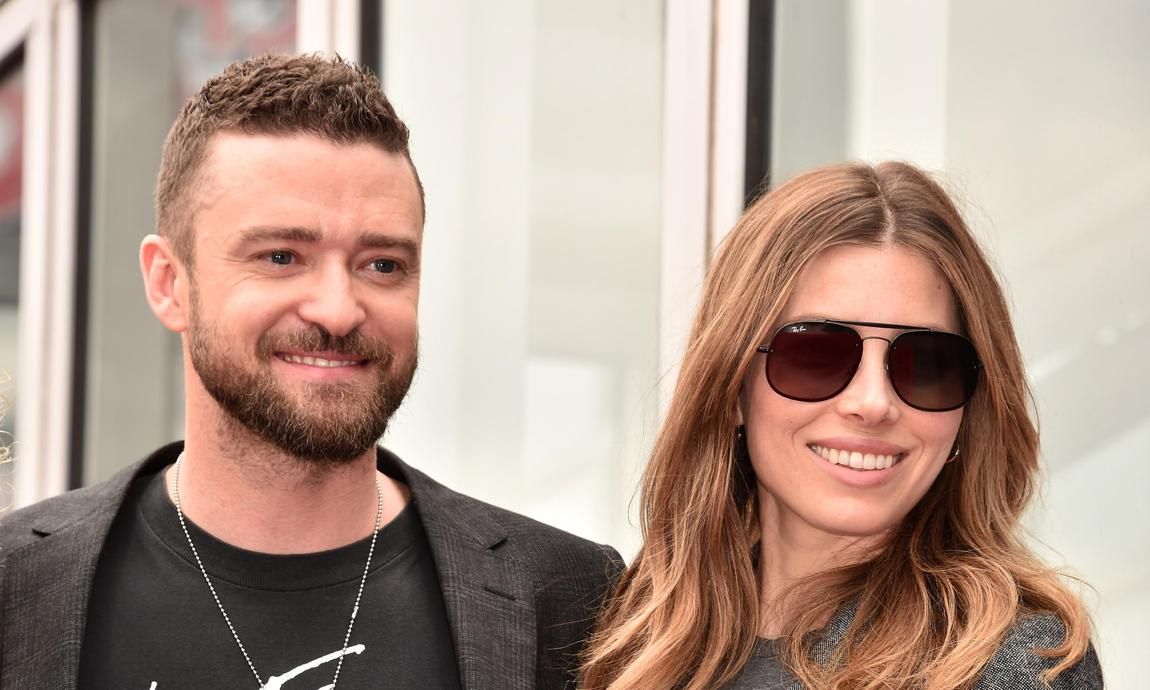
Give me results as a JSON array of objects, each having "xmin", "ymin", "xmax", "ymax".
[{"xmin": 534, "ymin": 540, "xmax": 624, "ymax": 689}]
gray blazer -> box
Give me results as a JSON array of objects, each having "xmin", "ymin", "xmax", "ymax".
[{"xmin": 0, "ymin": 443, "xmax": 623, "ymax": 690}]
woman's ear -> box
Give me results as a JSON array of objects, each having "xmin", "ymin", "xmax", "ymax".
[{"xmin": 140, "ymin": 234, "xmax": 189, "ymax": 333}]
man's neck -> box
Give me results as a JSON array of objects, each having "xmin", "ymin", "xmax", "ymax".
[{"xmin": 169, "ymin": 410, "xmax": 409, "ymax": 554}]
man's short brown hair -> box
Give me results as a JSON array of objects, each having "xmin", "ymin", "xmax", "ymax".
[{"xmin": 155, "ymin": 53, "xmax": 424, "ymax": 264}]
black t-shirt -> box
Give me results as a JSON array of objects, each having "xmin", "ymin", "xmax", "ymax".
[{"xmin": 78, "ymin": 466, "xmax": 462, "ymax": 690}]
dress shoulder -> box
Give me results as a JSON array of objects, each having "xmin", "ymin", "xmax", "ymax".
[{"xmin": 976, "ymin": 613, "xmax": 1103, "ymax": 689}]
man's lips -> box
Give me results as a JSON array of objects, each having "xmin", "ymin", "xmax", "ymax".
[{"xmin": 275, "ymin": 352, "xmax": 369, "ymax": 368}]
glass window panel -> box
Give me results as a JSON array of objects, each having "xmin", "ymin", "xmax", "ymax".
[
  {"xmin": 378, "ymin": 0, "xmax": 665, "ymax": 554},
  {"xmin": 0, "ymin": 63, "xmax": 22, "ymax": 510},
  {"xmin": 82, "ymin": 0, "xmax": 296, "ymax": 486},
  {"xmin": 176, "ymin": 0, "xmax": 298, "ymax": 99}
]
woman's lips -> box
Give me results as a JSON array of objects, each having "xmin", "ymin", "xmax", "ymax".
[{"xmin": 808, "ymin": 443, "xmax": 904, "ymax": 471}]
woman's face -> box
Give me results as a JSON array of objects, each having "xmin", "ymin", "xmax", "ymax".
[{"xmin": 741, "ymin": 244, "xmax": 964, "ymax": 541}]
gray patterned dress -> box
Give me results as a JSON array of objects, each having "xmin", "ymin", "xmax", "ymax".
[{"xmin": 722, "ymin": 604, "xmax": 1103, "ymax": 689}]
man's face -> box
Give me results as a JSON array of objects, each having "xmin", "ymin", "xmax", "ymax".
[{"xmin": 183, "ymin": 132, "xmax": 423, "ymax": 463}]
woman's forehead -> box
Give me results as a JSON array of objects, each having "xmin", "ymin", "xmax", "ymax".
[{"xmin": 781, "ymin": 245, "xmax": 961, "ymax": 332}]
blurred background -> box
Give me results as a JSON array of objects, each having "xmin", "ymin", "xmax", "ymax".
[{"xmin": 0, "ymin": 0, "xmax": 1145, "ymax": 685}]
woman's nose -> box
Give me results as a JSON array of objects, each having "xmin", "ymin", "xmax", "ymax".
[{"xmin": 833, "ymin": 338, "xmax": 900, "ymax": 425}]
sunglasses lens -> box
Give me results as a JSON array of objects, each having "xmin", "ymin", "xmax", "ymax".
[
  {"xmin": 766, "ymin": 323, "xmax": 862, "ymax": 402},
  {"xmin": 888, "ymin": 331, "xmax": 980, "ymax": 411}
]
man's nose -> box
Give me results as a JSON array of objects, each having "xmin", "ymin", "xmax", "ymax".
[{"xmin": 296, "ymin": 261, "xmax": 367, "ymax": 337}]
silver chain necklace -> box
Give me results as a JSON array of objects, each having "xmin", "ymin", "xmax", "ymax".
[{"xmin": 173, "ymin": 453, "xmax": 383, "ymax": 689}]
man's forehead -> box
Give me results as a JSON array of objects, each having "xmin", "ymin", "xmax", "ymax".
[
  {"xmin": 196, "ymin": 131, "xmax": 416, "ymax": 185},
  {"xmin": 188, "ymin": 132, "xmax": 424, "ymax": 229},
  {"xmin": 190, "ymin": 132, "xmax": 425, "ymax": 210},
  {"xmin": 200, "ymin": 130, "xmax": 339, "ymax": 165}
]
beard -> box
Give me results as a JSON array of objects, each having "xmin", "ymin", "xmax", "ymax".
[{"xmin": 187, "ymin": 294, "xmax": 417, "ymax": 466}]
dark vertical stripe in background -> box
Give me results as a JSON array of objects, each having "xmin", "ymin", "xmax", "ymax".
[
  {"xmin": 744, "ymin": 0, "xmax": 775, "ymax": 207},
  {"xmin": 361, "ymin": 0, "xmax": 383, "ymax": 78},
  {"xmin": 69, "ymin": 1, "xmax": 96, "ymax": 489}
]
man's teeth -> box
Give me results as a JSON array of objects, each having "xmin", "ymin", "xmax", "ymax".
[
  {"xmin": 280, "ymin": 354, "xmax": 359, "ymax": 368},
  {"xmin": 810, "ymin": 444, "xmax": 899, "ymax": 471}
]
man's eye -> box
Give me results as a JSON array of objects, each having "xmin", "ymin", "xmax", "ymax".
[
  {"xmin": 371, "ymin": 259, "xmax": 398, "ymax": 274},
  {"xmin": 268, "ymin": 250, "xmax": 294, "ymax": 265}
]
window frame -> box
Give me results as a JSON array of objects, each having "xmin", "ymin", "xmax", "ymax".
[{"xmin": 0, "ymin": 0, "xmax": 81, "ymax": 508}]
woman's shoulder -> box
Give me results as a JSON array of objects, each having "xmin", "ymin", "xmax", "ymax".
[{"xmin": 976, "ymin": 613, "xmax": 1103, "ymax": 689}]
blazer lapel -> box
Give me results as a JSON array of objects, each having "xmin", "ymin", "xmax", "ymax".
[
  {"xmin": 422, "ymin": 519, "xmax": 537, "ymax": 690},
  {"xmin": 379, "ymin": 451, "xmax": 537, "ymax": 690}
]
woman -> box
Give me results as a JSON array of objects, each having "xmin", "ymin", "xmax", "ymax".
[{"xmin": 582, "ymin": 162, "xmax": 1100, "ymax": 689}]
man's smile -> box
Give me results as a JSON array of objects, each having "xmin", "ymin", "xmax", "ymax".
[{"xmin": 276, "ymin": 352, "xmax": 369, "ymax": 368}]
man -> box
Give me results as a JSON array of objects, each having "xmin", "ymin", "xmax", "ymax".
[{"xmin": 0, "ymin": 54, "xmax": 620, "ymax": 689}]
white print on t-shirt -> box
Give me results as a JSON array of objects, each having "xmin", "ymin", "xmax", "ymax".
[{"xmin": 147, "ymin": 643, "xmax": 366, "ymax": 690}]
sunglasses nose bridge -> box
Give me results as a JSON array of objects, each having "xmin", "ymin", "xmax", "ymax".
[
  {"xmin": 856, "ymin": 336, "xmax": 895, "ymax": 375},
  {"xmin": 834, "ymin": 336, "xmax": 901, "ymax": 416},
  {"xmin": 858, "ymin": 334, "xmax": 894, "ymax": 371}
]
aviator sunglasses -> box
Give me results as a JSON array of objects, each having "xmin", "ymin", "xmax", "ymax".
[{"xmin": 756, "ymin": 319, "xmax": 982, "ymax": 412}]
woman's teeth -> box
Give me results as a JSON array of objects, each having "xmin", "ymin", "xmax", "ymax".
[{"xmin": 809, "ymin": 444, "xmax": 900, "ymax": 471}]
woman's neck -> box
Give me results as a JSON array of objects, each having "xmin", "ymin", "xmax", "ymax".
[{"xmin": 756, "ymin": 493, "xmax": 884, "ymax": 637}]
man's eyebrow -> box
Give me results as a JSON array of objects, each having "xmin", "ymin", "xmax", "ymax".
[
  {"xmin": 360, "ymin": 232, "xmax": 420, "ymax": 256},
  {"xmin": 235, "ymin": 226, "xmax": 419, "ymax": 255},
  {"xmin": 236, "ymin": 226, "xmax": 321, "ymax": 244}
]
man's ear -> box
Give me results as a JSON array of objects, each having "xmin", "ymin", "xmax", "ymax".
[{"xmin": 140, "ymin": 234, "xmax": 189, "ymax": 333}]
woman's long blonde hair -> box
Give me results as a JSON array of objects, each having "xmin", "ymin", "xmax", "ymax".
[{"xmin": 581, "ymin": 162, "xmax": 1092, "ymax": 689}]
